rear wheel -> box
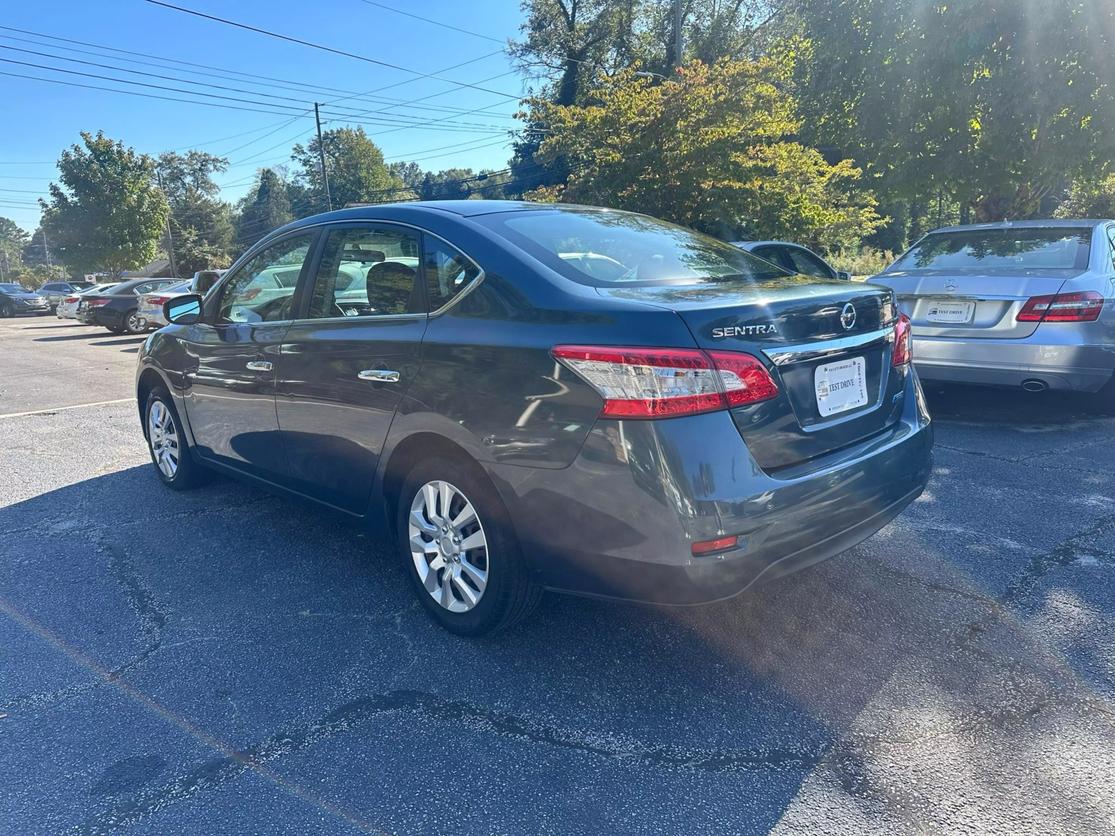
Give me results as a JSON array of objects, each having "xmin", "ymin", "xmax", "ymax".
[
  {"xmin": 0, "ymin": 301, "xmax": 12, "ymax": 318},
  {"xmin": 145, "ymin": 388, "xmax": 210, "ymax": 490},
  {"xmin": 397, "ymin": 457, "xmax": 541, "ymax": 636},
  {"xmin": 123, "ymin": 309, "xmax": 145, "ymax": 335}
]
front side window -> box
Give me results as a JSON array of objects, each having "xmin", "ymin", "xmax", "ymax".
[
  {"xmin": 480, "ymin": 208, "xmax": 788, "ymax": 287},
  {"xmin": 423, "ymin": 237, "xmax": 480, "ymax": 311},
  {"xmin": 307, "ymin": 225, "xmax": 422, "ymax": 318},
  {"xmin": 783, "ymin": 246, "xmax": 836, "ymax": 279},
  {"xmin": 217, "ymin": 234, "xmax": 314, "ymax": 324},
  {"xmin": 888, "ymin": 228, "xmax": 1093, "ymax": 273}
]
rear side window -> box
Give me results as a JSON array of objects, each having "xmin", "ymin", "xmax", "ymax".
[
  {"xmin": 1107, "ymin": 227, "xmax": 1115, "ymax": 271},
  {"xmin": 307, "ymin": 225, "xmax": 422, "ymax": 318},
  {"xmin": 217, "ymin": 234, "xmax": 314, "ymax": 324},
  {"xmin": 889, "ymin": 228, "xmax": 1093, "ymax": 272},
  {"xmin": 423, "ymin": 237, "xmax": 480, "ymax": 311}
]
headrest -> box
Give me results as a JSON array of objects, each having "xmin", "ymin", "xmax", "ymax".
[{"xmin": 366, "ymin": 261, "xmax": 418, "ymax": 315}]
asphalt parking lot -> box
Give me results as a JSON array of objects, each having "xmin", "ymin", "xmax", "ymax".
[{"xmin": 3, "ymin": 314, "xmax": 1115, "ymax": 835}]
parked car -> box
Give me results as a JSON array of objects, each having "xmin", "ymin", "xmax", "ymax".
[
  {"xmin": 136, "ymin": 281, "xmax": 190, "ymax": 329},
  {"xmin": 868, "ymin": 219, "xmax": 1115, "ymax": 407},
  {"xmin": 733, "ymin": 240, "xmax": 851, "ymax": 281},
  {"xmin": 39, "ymin": 280, "xmax": 95, "ymax": 310},
  {"xmin": 135, "ymin": 271, "xmax": 228, "ymax": 329},
  {"xmin": 79, "ymin": 279, "xmax": 182, "ymax": 333},
  {"xmin": 0, "ymin": 283, "xmax": 51, "ymax": 317},
  {"xmin": 137, "ymin": 201, "xmax": 932, "ymax": 635},
  {"xmin": 57, "ymin": 283, "xmax": 120, "ymax": 320}
]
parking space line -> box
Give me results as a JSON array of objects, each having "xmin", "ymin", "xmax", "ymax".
[{"xmin": 0, "ymin": 397, "xmax": 136, "ymax": 420}]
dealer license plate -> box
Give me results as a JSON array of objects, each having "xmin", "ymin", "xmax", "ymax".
[{"xmin": 815, "ymin": 356, "xmax": 868, "ymax": 417}]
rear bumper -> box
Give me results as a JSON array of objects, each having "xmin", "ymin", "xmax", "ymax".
[
  {"xmin": 913, "ymin": 334, "xmax": 1115, "ymax": 392},
  {"xmin": 489, "ymin": 372, "xmax": 933, "ymax": 605}
]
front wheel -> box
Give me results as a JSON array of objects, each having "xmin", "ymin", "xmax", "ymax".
[
  {"xmin": 0, "ymin": 302, "xmax": 12, "ymax": 318},
  {"xmin": 145, "ymin": 389, "xmax": 210, "ymax": 490},
  {"xmin": 397, "ymin": 457, "xmax": 541, "ymax": 636}
]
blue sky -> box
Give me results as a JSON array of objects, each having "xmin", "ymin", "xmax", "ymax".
[{"xmin": 0, "ymin": 0, "xmax": 531, "ymax": 233}]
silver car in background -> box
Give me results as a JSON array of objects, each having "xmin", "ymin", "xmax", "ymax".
[
  {"xmin": 57, "ymin": 283, "xmax": 119, "ymax": 320},
  {"xmin": 869, "ymin": 219, "xmax": 1115, "ymax": 407}
]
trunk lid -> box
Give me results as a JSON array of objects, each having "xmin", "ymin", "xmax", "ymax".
[
  {"xmin": 869, "ymin": 268, "xmax": 1078, "ymax": 339},
  {"xmin": 597, "ymin": 278, "xmax": 905, "ymax": 470}
]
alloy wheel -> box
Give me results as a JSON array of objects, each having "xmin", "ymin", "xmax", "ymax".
[
  {"xmin": 147, "ymin": 400, "xmax": 179, "ymax": 479},
  {"xmin": 408, "ymin": 480, "xmax": 489, "ymax": 613},
  {"xmin": 126, "ymin": 311, "xmax": 144, "ymax": 334}
]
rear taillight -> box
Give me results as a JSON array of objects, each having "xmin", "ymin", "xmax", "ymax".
[
  {"xmin": 64, "ymin": 296, "xmax": 78, "ymax": 304},
  {"xmin": 87, "ymin": 298, "xmax": 110, "ymax": 307},
  {"xmin": 892, "ymin": 313, "xmax": 912, "ymax": 367},
  {"xmin": 552, "ymin": 345, "xmax": 779, "ymax": 419},
  {"xmin": 1017, "ymin": 291, "xmax": 1103, "ymax": 323},
  {"xmin": 145, "ymin": 296, "xmax": 171, "ymax": 306}
]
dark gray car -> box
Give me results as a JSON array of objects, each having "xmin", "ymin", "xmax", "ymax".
[{"xmin": 137, "ymin": 201, "xmax": 933, "ymax": 635}]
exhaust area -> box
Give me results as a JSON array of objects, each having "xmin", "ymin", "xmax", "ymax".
[{"xmin": 1021, "ymin": 379, "xmax": 1049, "ymax": 393}]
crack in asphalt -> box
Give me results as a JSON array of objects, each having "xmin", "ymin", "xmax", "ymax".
[
  {"xmin": 1, "ymin": 533, "xmax": 169, "ymax": 714},
  {"xmin": 74, "ymin": 688, "xmax": 823, "ymax": 835}
]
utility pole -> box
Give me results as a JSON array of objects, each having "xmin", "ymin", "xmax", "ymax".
[
  {"xmin": 156, "ymin": 169, "xmax": 179, "ymax": 279},
  {"xmin": 314, "ymin": 103, "xmax": 333, "ymax": 212},
  {"xmin": 41, "ymin": 228, "xmax": 52, "ymax": 268},
  {"xmin": 671, "ymin": 0, "xmax": 684, "ymax": 71}
]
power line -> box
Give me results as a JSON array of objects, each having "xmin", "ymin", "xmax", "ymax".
[
  {"xmin": 144, "ymin": 1, "xmax": 521, "ymax": 100},
  {"xmin": 0, "ymin": 29, "xmax": 514, "ymax": 121},
  {"xmin": 357, "ymin": 0, "xmax": 505, "ymax": 44}
]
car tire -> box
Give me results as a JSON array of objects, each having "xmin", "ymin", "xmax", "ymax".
[
  {"xmin": 0, "ymin": 301, "xmax": 12, "ymax": 318},
  {"xmin": 123, "ymin": 309, "xmax": 145, "ymax": 335},
  {"xmin": 397, "ymin": 456, "xmax": 542, "ymax": 636},
  {"xmin": 145, "ymin": 388, "xmax": 211, "ymax": 490}
]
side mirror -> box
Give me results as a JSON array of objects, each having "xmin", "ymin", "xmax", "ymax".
[
  {"xmin": 837, "ymin": 271, "xmax": 852, "ymax": 281},
  {"xmin": 164, "ymin": 293, "xmax": 203, "ymax": 325}
]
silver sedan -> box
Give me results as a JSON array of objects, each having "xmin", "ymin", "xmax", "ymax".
[{"xmin": 869, "ymin": 219, "xmax": 1115, "ymax": 408}]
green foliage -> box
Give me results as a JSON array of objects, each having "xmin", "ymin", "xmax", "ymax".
[
  {"xmin": 291, "ymin": 127, "xmax": 413, "ymax": 208},
  {"xmin": 796, "ymin": 0, "xmax": 1115, "ymax": 221},
  {"xmin": 830, "ymin": 247, "xmax": 896, "ymax": 279},
  {"xmin": 1055, "ymin": 173, "xmax": 1115, "ymax": 219},
  {"xmin": 41, "ymin": 132, "xmax": 168, "ymax": 278},
  {"xmin": 0, "ymin": 217, "xmax": 29, "ymax": 277},
  {"xmin": 234, "ymin": 168, "xmax": 293, "ymax": 251},
  {"xmin": 525, "ymin": 57, "xmax": 884, "ymax": 251},
  {"xmin": 158, "ymin": 151, "xmax": 234, "ymax": 276}
]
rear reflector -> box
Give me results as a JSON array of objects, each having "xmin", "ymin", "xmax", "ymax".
[
  {"xmin": 692, "ymin": 534, "xmax": 740, "ymax": 556},
  {"xmin": 1017, "ymin": 291, "xmax": 1103, "ymax": 322},
  {"xmin": 892, "ymin": 313, "xmax": 912, "ymax": 367},
  {"xmin": 552, "ymin": 345, "xmax": 779, "ymax": 419}
]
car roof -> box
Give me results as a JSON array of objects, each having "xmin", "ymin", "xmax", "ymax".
[
  {"xmin": 278, "ymin": 199, "xmax": 616, "ymax": 233},
  {"xmin": 928, "ymin": 218, "xmax": 1115, "ymax": 234}
]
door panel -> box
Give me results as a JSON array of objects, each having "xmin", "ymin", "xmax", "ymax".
[
  {"xmin": 274, "ymin": 223, "xmax": 427, "ymax": 514},
  {"xmin": 182, "ymin": 232, "xmax": 316, "ymax": 478}
]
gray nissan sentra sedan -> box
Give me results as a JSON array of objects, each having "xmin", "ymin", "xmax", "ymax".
[
  {"xmin": 136, "ymin": 201, "xmax": 933, "ymax": 635},
  {"xmin": 869, "ymin": 219, "xmax": 1115, "ymax": 407}
]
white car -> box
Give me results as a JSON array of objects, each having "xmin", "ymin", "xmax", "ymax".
[
  {"xmin": 57, "ymin": 283, "xmax": 119, "ymax": 321},
  {"xmin": 136, "ymin": 281, "xmax": 191, "ymax": 329}
]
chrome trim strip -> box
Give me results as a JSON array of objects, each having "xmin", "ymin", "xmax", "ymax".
[{"xmin": 764, "ymin": 325, "xmax": 893, "ymax": 366}]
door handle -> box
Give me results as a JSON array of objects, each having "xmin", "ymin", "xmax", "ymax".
[
  {"xmin": 246, "ymin": 360, "xmax": 273, "ymax": 372},
  {"xmin": 358, "ymin": 369, "xmax": 400, "ymax": 383}
]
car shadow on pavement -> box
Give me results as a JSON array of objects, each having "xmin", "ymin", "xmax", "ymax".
[
  {"xmin": 90, "ymin": 337, "xmax": 147, "ymax": 347},
  {"xmin": 2, "ymin": 461, "xmax": 1113, "ymax": 833},
  {"xmin": 33, "ymin": 332, "xmax": 114, "ymax": 342},
  {"xmin": 923, "ymin": 382, "xmax": 1104, "ymax": 425}
]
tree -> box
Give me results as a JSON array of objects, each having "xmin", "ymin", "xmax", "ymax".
[
  {"xmin": 796, "ymin": 0, "xmax": 1115, "ymax": 223},
  {"xmin": 0, "ymin": 217, "xmax": 28, "ymax": 280},
  {"xmin": 291, "ymin": 127, "xmax": 411, "ymax": 209},
  {"xmin": 1055, "ymin": 173, "xmax": 1115, "ymax": 220},
  {"xmin": 387, "ymin": 161, "xmax": 424, "ymax": 191},
  {"xmin": 420, "ymin": 168, "xmax": 476, "ymax": 201},
  {"xmin": 40, "ymin": 132, "xmax": 168, "ymax": 278},
  {"xmin": 157, "ymin": 150, "xmax": 234, "ymax": 276},
  {"xmin": 524, "ymin": 57, "xmax": 883, "ymax": 251},
  {"xmin": 234, "ymin": 168, "xmax": 293, "ymax": 251}
]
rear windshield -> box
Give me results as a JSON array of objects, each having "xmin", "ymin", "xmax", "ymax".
[
  {"xmin": 888, "ymin": 228, "xmax": 1093, "ymax": 272},
  {"xmin": 480, "ymin": 209, "xmax": 789, "ymax": 286}
]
